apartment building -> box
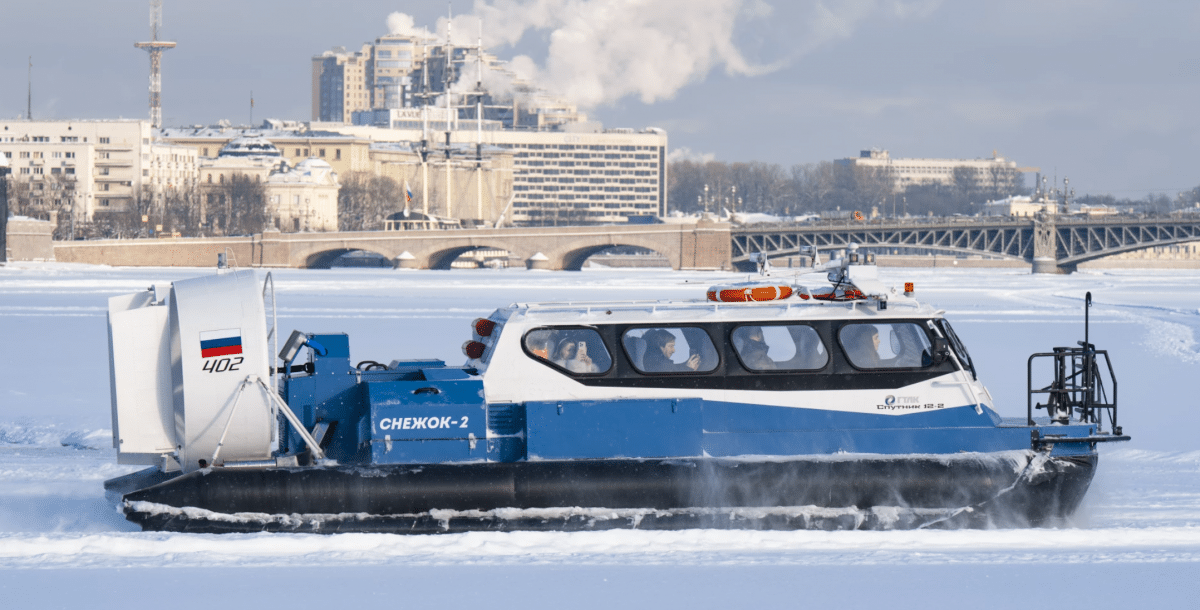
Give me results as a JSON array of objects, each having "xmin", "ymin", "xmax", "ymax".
[
  {"xmin": 0, "ymin": 120, "xmax": 196, "ymax": 222},
  {"xmin": 312, "ymin": 34, "xmax": 436, "ymax": 123},
  {"xmin": 327, "ymin": 123, "xmax": 668, "ymax": 224}
]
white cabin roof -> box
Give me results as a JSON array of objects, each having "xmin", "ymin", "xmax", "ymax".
[{"xmin": 493, "ymin": 296, "xmax": 939, "ymax": 327}]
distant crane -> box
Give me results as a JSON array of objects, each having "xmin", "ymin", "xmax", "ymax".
[{"xmin": 134, "ymin": 0, "xmax": 177, "ymax": 129}]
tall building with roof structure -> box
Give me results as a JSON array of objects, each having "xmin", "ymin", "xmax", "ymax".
[
  {"xmin": 308, "ymin": 30, "xmax": 667, "ymax": 225},
  {"xmin": 368, "ymin": 34, "xmax": 430, "ymax": 110},
  {"xmin": 312, "ymin": 45, "xmax": 373, "ymax": 123}
]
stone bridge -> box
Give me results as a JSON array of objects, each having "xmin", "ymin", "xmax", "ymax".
[
  {"xmin": 732, "ymin": 215, "xmax": 1200, "ymax": 273},
  {"xmin": 52, "ymin": 222, "xmax": 732, "ymax": 271},
  {"xmin": 43, "ymin": 215, "xmax": 1200, "ymax": 273}
]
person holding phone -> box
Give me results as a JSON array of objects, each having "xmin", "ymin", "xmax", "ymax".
[
  {"xmin": 642, "ymin": 329, "xmax": 701, "ymax": 373},
  {"xmin": 554, "ymin": 337, "xmax": 598, "ymax": 373}
]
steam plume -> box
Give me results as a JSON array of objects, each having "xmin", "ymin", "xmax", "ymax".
[{"xmin": 388, "ymin": 1, "xmax": 939, "ymax": 109}]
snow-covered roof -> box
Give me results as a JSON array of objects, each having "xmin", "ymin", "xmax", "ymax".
[
  {"xmin": 219, "ymin": 136, "xmax": 282, "ymax": 159},
  {"xmin": 267, "ymin": 158, "xmax": 338, "ymax": 185},
  {"xmin": 497, "ymin": 295, "xmax": 936, "ymax": 326},
  {"xmin": 158, "ymin": 126, "xmax": 357, "ymax": 141}
]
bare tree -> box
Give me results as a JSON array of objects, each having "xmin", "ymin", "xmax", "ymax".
[
  {"xmin": 951, "ymin": 166, "xmax": 979, "ymax": 204},
  {"xmin": 850, "ymin": 165, "xmax": 894, "ymax": 214},
  {"xmin": 983, "ymin": 165, "xmax": 1022, "ymax": 201},
  {"xmin": 84, "ymin": 185, "xmax": 153, "ymax": 239},
  {"xmin": 4, "ymin": 175, "xmax": 32, "ymax": 217},
  {"xmin": 789, "ymin": 162, "xmax": 838, "ymax": 213},
  {"xmin": 203, "ymin": 174, "xmax": 267, "ymax": 236},
  {"xmin": 667, "ymin": 160, "xmax": 706, "ymax": 214},
  {"xmin": 19, "ymin": 173, "xmax": 86, "ymax": 239},
  {"xmin": 163, "ymin": 184, "xmax": 203, "ymax": 236},
  {"xmin": 729, "ymin": 161, "xmax": 789, "ymax": 214},
  {"xmin": 339, "ymin": 171, "xmax": 403, "ymax": 231}
]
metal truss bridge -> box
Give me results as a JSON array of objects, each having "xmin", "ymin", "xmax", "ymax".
[{"xmin": 731, "ymin": 215, "xmax": 1200, "ymax": 273}]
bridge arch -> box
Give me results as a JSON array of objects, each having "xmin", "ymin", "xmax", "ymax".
[
  {"xmin": 558, "ymin": 244, "xmax": 673, "ymax": 271},
  {"xmin": 303, "ymin": 247, "xmax": 392, "ymax": 269},
  {"xmin": 1062, "ymin": 236, "xmax": 1200, "ymax": 266},
  {"xmin": 731, "ymin": 243, "xmax": 1026, "ymax": 271},
  {"xmin": 427, "ymin": 244, "xmax": 515, "ymax": 270}
]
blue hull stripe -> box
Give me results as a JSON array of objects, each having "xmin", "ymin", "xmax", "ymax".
[
  {"xmin": 701, "ymin": 401, "xmax": 1002, "ymax": 432},
  {"xmin": 517, "ymin": 399, "xmax": 1098, "ymax": 461}
]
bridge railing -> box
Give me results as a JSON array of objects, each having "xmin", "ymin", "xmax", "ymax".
[{"xmin": 732, "ymin": 212, "xmax": 1200, "ymax": 233}]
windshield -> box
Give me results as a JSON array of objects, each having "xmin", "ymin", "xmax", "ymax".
[{"xmin": 938, "ymin": 319, "xmax": 976, "ymax": 379}]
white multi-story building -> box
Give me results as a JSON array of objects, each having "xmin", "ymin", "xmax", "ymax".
[
  {"xmin": 327, "ymin": 123, "xmax": 668, "ymax": 224},
  {"xmin": 171, "ymin": 121, "xmax": 666, "ymax": 226},
  {"xmin": 265, "ymin": 158, "xmax": 340, "ymax": 232},
  {"xmin": 837, "ymin": 149, "xmax": 1030, "ymax": 193},
  {"xmin": 0, "ymin": 120, "xmax": 197, "ymax": 223}
]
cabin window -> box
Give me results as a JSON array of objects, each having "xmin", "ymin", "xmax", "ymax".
[
  {"xmin": 838, "ymin": 323, "xmax": 933, "ymax": 370},
  {"xmin": 524, "ymin": 327, "xmax": 612, "ymax": 375},
  {"xmin": 938, "ymin": 320, "xmax": 975, "ymax": 379},
  {"xmin": 623, "ymin": 327, "xmax": 718, "ymax": 374},
  {"xmin": 731, "ymin": 324, "xmax": 827, "ymax": 371}
]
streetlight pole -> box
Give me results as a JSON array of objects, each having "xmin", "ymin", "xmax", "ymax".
[{"xmin": 0, "ymin": 156, "xmax": 10, "ymax": 264}]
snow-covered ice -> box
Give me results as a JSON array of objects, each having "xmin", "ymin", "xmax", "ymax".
[{"xmin": 0, "ymin": 263, "xmax": 1197, "ymax": 607}]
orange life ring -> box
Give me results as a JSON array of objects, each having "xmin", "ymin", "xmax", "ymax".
[{"xmin": 706, "ymin": 284, "xmax": 794, "ymax": 302}]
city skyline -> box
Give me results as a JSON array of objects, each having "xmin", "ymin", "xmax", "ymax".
[{"xmin": 2, "ymin": 0, "xmax": 1197, "ymax": 199}]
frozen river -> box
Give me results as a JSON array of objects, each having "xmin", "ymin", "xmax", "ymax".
[{"xmin": 0, "ymin": 263, "xmax": 1197, "ymax": 607}]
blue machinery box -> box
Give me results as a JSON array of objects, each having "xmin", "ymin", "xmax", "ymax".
[{"xmin": 367, "ymin": 377, "xmax": 488, "ymax": 462}]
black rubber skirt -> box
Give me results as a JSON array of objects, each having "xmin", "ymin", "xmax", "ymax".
[{"xmin": 119, "ymin": 453, "xmax": 1097, "ymax": 534}]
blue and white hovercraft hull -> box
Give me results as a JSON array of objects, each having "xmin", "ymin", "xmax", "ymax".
[
  {"xmin": 105, "ymin": 256, "xmax": 1126, "ymax": 534},
  {"xmin": 119, "ymin": 448, "xmax": 1097, "ymax": 533}
]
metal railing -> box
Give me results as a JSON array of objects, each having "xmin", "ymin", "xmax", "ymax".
[
  {"xmin": 1026, "ymin": 293, "xmax": 1121, "ymax": 434},
  {"xmin": 1027, "ymin": 344, "xmax": 1119, "ymax": 433}
]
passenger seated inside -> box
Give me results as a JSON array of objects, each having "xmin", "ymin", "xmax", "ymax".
[
  {"xmin": 641, "ymin": 329, "xmax": 702, "ymax": 373},
  {"xmin": 842, "ymin": 324, "xmax": 884, "ymax": 368},
  {"xmin": 840, "ymin": 323, "xmax": 933, "ymax": 369},
  {"xmin": 733, "ymin": 326, "xmax": 775, "ymax": 370},
  {"xmin": 553, "ymin": 337, "xmax": 599, "ymax": 373},
  {"xmin": 732, "ymin": 324, "xmax": 828, "ymax": 371},
  {"xmin": 525, "ymin": 328, "xmax": 612, "ymax": 374}
]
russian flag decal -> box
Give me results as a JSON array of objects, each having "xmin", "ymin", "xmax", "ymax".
[{"xmin": 200, "ymin": 328, "xmax": 243, "ymax": 358}]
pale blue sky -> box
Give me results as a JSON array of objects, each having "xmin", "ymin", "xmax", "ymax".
[{"xmin": 3, "ymin": 0, "xmax": 1197, "ymax": 198}]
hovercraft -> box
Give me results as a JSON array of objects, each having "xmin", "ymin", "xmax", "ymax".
[{"xmin": 104, "ymin": 246, "xmax": 1129, "ymax": 533}]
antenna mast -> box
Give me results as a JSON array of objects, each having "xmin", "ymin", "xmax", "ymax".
[
  {"xmin": 444, "ymin": 4, "xmax": 453, "ymax": 219},
  {"xmin": 134, "ymin": 0, "xmax": 177, "ymax": 129},
  {"xmin": 420, "ymin": 32, "xmax": 430, "ymax": 216}
]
